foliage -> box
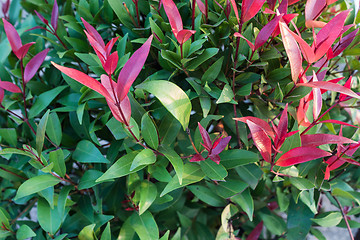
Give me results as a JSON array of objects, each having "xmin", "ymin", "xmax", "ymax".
[{"xmin": 0, "ymin": 0, "xmax": 360, "ymax": 239}]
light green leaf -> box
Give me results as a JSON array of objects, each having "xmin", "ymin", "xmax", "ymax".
[
  {"xmin": 231, "ymin": 188, "xmax": 254, "ymax": 221},
  {"xmin": 215, "ymin": 179, "xmax": 248, "ymax": 198},
  {"xmin": 137, "ymin": 80, "xmax": 192, "ymax": 130},
  {"xmin": 141, "ymin": 113, "xmax": 159, "ymax": 149},
  {"xmin": 235, "ymin": 164, "xmax": 263, "ymax": 189},
  {"xmin": 219, "ymin": 150, "xmax": 258, "ymax": 169},
  {"xmin": 138, "ymin": 181, "xmax": 157, "ymax": 215},
  {"xmin": 73, "ymin": 140, "xmax": 109, "ymax": 163},
  {"xmin": 37, "ymin": 197, "xmax": 62, "ymax": 235},
  {"xmin": 46, "ymin": 112, "xmax": 62, "ymax": 146},
  {"xmin": 15, "ymin": 175, "xmax": 61, "ymax": 200},
  {"xmin": 130, "ymin": 211, "xmax": 159, "ymax": 240},
  {"xmin": 16, "ymin": 224, "xmax": 36, "ymax": 240},
  {"xmin": 0, "ymin": 128, "xmax": 17, "ymax": 146},
  {"xmin": 158, "ymin": 146, "xmax": 184, "ymax": 185},
  {"xmin": 221, "ymin": 204, "xmax": 239, "ymax": 232},
  {"xmin": 49, "ymin": 149, "xmax": 66, "ymax": 178},
  {"xmin": 100, "ymin": 222, "xmax": 111, "ymax": 240},
  {"xmin": 78, "ymin": 224, "xmax": 96, "ymax": 240},
  {"xmin": 130, "ymin": 149, "xmax": 156, "ymax": 171},
  {"xmin": 311, "ymin": 212, "xmax": 342, "ymax": 227},
  {"xmin": 290, "ymin": 178, "xmax": 315, "ymax": 190},
  {"xmin": 216, "ymin": 84, "xmax": 235, "ymax": 104},
  {"xmin": 36, "ymin": 110, "xmax": 50, "ymax": 154},
  {"xmin": 187, "ymin": 185, "xmax": 225, "ymax": 207},
  {"xmin": 200, "ymin": 159, "xmax": 228, "ymax": 181}
]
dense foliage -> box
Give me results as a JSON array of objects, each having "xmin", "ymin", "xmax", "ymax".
[{"xmin": 0, "ymin": 0, "xmax": 360, "ymax": 239}]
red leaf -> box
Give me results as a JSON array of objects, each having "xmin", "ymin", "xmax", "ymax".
[
  {"xmin": 267, "ymin": 0, "xmax": 277, "ymax": 10},
  {"xmin": 301, "ymin": 134, "xmax": 356, "ymax": 147},
  {"xmin": 3, "ymin": 18, "xmax": 22, "ymax": 57},
  {"xmin": 314, "ymin": 10, "xmax": 349, "ymax": 61},
  {"xmin": 276, "ymin": 146, "xmax": 331, "ymax": 167},
  {"xmin": 208, "ymin": 154, "xmax": 221, "ymax": 164},
  {"xmin": 34, "ymin": 10, "xmax": 49, "ymax": 25},
  {"xmin": 116, "ymin": 35, "xmax": 153, "ymax": 102},
  {"xmin": 198, "ymin": 122, "xmax": 212, "ymax": 151},
  {"xmin": 176, "ymin": 29, "xmax": 196, "ymax": 44},
  {"xmin": 241, "ymin": 0, "xmax": 266, "ymax": 24},
  {"xmin": 305, "ymin": 0, "xmax": 326, "ymax": 25},
  {"xmin": 254, "ymin": 14, "xmax": 282, "ymax": 50},
  {"xmin": 339, "ymin": 76, "xmax": 352, "ymax": 102},
  {"xmin": 195, "ymin": 0, "xmax": 206, "ymax": 15},
  {"xmin": 297, "ymin": 81, "xmax": 360, "ymax": 100},
  {"xmin": 84, "ymin": 29, "xmax": 106, "ymax": 63},
  {"xmin": 190, "ymin": 153, "xmax": 205, "ymax": 162},
  {"xmin": 105, "ymin": 36, "xmax": 120, "ymax": 57},
  {"xmin": 104, "ymin": 51, "xmax": 119, "ymax": 75},
  {"xmin": 234, "ymin": 116, "xmax": 275, "ymax": 139},
  {"xmin": 278, "ymin": 0, "xmax": 288, "ymax": 14},
  {"xmin": 162, "ymin": 0, "xmax": 183, "ymax": 35},
  {"xmin": 51, "ymin": 0, "xmax": 59, "ymax": 31},
  {"xmin": 0, "ymin": 80, "xmax": 21, "ymax": 93},
  {"xmin": 247, "ymin": 121, "xmax": 272, "ymax": 163},
  {"xmin": 278, "ymin": 20, "xmax": 303, "ymax": 82},
  {"xmin": 81, "ymin": 17, "xmax": 105, "ymax": 50},
  {"xmin": 340, "ymin": 157, "xmax": 360, "ymax": 166},
  {"xmin": 246, "ymin": 221, "xmax": 263, "ymax": 240},
  {"xmin": 52, "ymin": 62, "xmax": 113, "ymax": 102},
  {"xmin": 312, "ymin": 71, "xmax": 322, "ymax": 119},
  {"xmin": 0, "ymin": 89, "xmax": 4, "ymax": 103},
  {"xmin": 211, "ymin": 136, "xmax": 231, "ymax": 155},
  {"xmin": 277, "ymin": 104, "xmax": 288, "ymax": 141},
  {"xmin": 24, "ymin": 49, "xmax": 50, "ymax": 83},
  {"xmin": 14, "ymin": 42, "xmax": 35, "ymax": 60},
  {"xmin": 318, "ymin": 119, "xmax": 358, "ymax": 128},
  {"xmin": 229, "ymin": 0, "xmax": 240, "ymax": 24},
  {"xmin": 234, "ymin": 32, "xmax": 255, "ymax": 51},
  {"xmin": 332, "ymin": 29, "xmax": 358, "ymax": 58}
]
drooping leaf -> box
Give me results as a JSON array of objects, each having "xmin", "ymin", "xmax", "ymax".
[{"xmin": 276, "ymin": 146, "xmax": 331, "ymax": 167}]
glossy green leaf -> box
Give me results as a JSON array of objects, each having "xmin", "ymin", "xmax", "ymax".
[
  {"xmin": 130, "ymin": 149, "xmax": 156, "ymax": 171},
  {"xmin": 36, "ymin": 109, "xmax": 50, "ymax": 154},
  {"xmin": 231, "ymin": 188, "xmax": 254, "ymax": 221},
  {"xmin": 138, "ymin": 181, "xmax": 157, "ymax": 215},
  {"xmin": 219, "ymin": 150, "xmax": 258, "ymax": 169},
  {"xmin": 141, "ymin": 112, "xmax": 159, "ymax": 149},
  {"xmin": 216, "ymin": 84, "xmax": 235, "ymax": 104},
  {"xmin": 290, "ymin": 178, "xmax": 315, "ymax": 190},
  {"xmin": 0, "ymin": 128, "xmax": 17, "ymax": 146},
  {"xmin": 287, "ymin": 200, "xmax": 313, "ymax": 240},
  {"xmin": 46, "ymin": 112, "xmax": 62, "ymax": 146},
  {"xmin": 186, "ymin": 48, "xmax": 219, "ymax": 71},
  {"xmin": 16, "ymin": 224, "xmax": 36, "ymax": 240},
  {"xmin": 187, "ymin": 185, "xmax": 226, "ymax": 207},
  {"xmin": 15, "ymin": 175, "xmax": 61, "ymax": 200},
  {"xmin": 159, "ymin": 146, "xmax": 184, "ymax": 185},
  {"xmin": 78, "ymin": 224, "xmax": 96, "ymax": 240},
  {"xmin": 311, "ymin": 212, "xmax": 342, "ymax": 227},
  {"xmin": 78, "ymin": 170, "xmax": 103, "ymax": 190},
  {"xmin": 73, "ymin": 140, "xmax": 109, "ymax": 163},
  {"xmin": 159, "ymin": 113, "xmax": 181, "ymax": 146},
  {"xmin": 49, "ymin": 148, "xmax": 66, "ymax": 178},
  {"xmin": 200, "ymin": 159, "xmax": 228, "ymax": 181},
  {"xmin": 235, "ymin": 164, "xmax": 262, "ymax": 189},
  {"xmin": 37, "ymin": 197, "xmax": 62, "ymax": 235},
  {"xmin": 100, "ymin": 222, "xmax": 111, "ymax": 240},
  {"xmin": 215, "ymin": 179, "xmax": 248, "ymax": 198},
  {"xmin": 137, "ymin": 80, "xmax": 192, "ymax": 130},
  {"xmin": 201, "ymin": 57, "xmax": 223, "ymax": 83},
  {"xmin": 129, "ymin": 211, "xmax": 159, "ymax": 240},
  {"xmin": 259, "ymin": 212, "xmax": 286, "ymax": 236}
]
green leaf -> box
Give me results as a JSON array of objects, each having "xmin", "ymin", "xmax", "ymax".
[
  {"xmin": 161, "ymin": 163, "xmax": 205, "ymax": 197},
  {"xmin": 15, "ymin": 175, "xmax": 61, "ymax": 200},
  {"xmin": 16, "ymin": 224, "xmax": 36, "ymax": 240},
  {"xmin": 235, "ymin": 164, "xmax": 263, "ymax": 189},
  {"xmin": 46, "ymin": 112, "xmax": 62, "ymax": 146},
  {"xmin": 36, "ymin": 109, "xmax": 50, "ymax": 154},
  {"xmin": 141, "ymin": 113, "xmax": 159, "ymax": 149},
  {"xmin": 158, "ymin": 146, "xmax": 184, "ymax": 185},
  {"xmin": 276, "ymin": 187, "xmax": 289, "ymax": 212},
  {"xmin": 231, "ymin": 188, "xmax": 254, "ymax": 221},
  {"xmin": 159, "ymin": 113, "xmax": 181, "ymax": 146},
  {"xmin": 0, "ymin": 148, "xmax": 35, "ymax": 159},
  {"xmin": 100, "ymin": 222, "xmax": 111, "ymax": 240},
  {"xmin": 200, "ymin": 159, "xmax": 228, "ymax": 181},
  {"xmin": 215, "ymin": 179, "xmax": 248, "ymax": 198},
  {"xmin": 78, "ymin": 224, "xmax": 96, "ymax": 240},
  {"xmin": 221, "ymin": 204, "xmax": 239, "ymax": 232},
  {"xmin": 332, "ymin": 188, "xmax": 360, "ymax": 205},
  {"xmin": 187, "ymin": 185, "xmax": 225, "ymax": 207},
  {"xmin": 290, "ymin": 178, "xmax": 315, "ymax": 190},
  {"xmin": 219, "ymin": 150, "xmax": 258, "ymax": 169},
  {"xmin": 0, "ymin": 164, "xmax": 27, "ymax": 181},
  {"xmin": 49, "ymin": 148, "xmax": 66, "ymax": 178},
  {"xmin": 129, "ymin": 211, "xmax": 159, "ymax": 240},
  {"xmin": 186, "ymin": 48, "xmax": 219, "ymax": 71},
  {"xmin": 201, "ymin": 57, "xmax": 223, "ymax": 83},
  {"xmin": 0, "ymin": 128, "xmax": 17, "ymax": 146},
  {"xmin": 37, "ymin": 197, "xmax": 62, "ymax": 234},
  {"xmin": 311, "ymin": 212, "xmax": 342, "ymax": 227},
  {"xmin": 106, "ymin": 117, "xmax": 128, "ymax": 140},
  {"xmin": 137, "ymin": 80, "xmax": 192, "ymax": 130},
  {"xmin": 216, "ymin": 84, "xmax": 235, "ymax": 104},
  {"xmin": 73, "ymin": 140, "xmax": 109, "ymax": 163},
  {"xmin": 149, "ymin": 18, "xmax": 165, "ymax": 42},
  {"xmin": 131, "ymin": 149, "xmax": 156, "ymax": 171},
  {"xmin": 138, "ymin": 181, "xmax": 157, "ymax": 215},
  {"xmin": 78, "ymin": 170, "xmax": 103, "ymax": 190},
  {"xmin": 159, "ymin": 231, "xmax": 170, "ymax": 240},
  {"xmin": 29, "ymin": 86, "xmax": 67, "ymax": 118},
  {"xmin": 259, "ymin": 212, "xmax": 286, "ymax": 236},
  {"xmin": 161, "ymin": 50, "xmax": 182, "ymax": 69},
  {"xmin": 96, "ymin": 151, "xmax": 143, "ymax": 182},
  {"xmin": 287, "ymin": 200, "xmax": 313, "ymax": 240}
]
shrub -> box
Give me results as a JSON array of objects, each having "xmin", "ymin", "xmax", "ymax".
[{"xmin": 0, "ymin": 0, "xmax": 360, "ymax": 239}]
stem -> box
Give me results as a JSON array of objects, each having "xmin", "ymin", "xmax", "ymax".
[
  {"xmin": 186, "ymin": 128, "xmax": 200, "ymax": 154},
  {"xmin": 10, "ymin": 199, "xmax": 37, "ymax": 225},
  {"xmin": 20, "ymin": 60, "xmax": 29, "ymax": 121},
  {"xmin": 232, "ymin": 36, "xmax": 242, "ymax": 148},
  {"xmin": 333, "ymin": 195, "xmax": 354, "ymax": 240},
  {"xmin": 134, "ymin": 0, "xmax": 141, "ymax": 27},
  {"xmin": 192, "ymin": 0, "xmax": 196, "ymax": 42},
  {"xmin": 205, "ymin": 0, "xmax": 208, "ymax": 23},
  {"xmin": 0, "ymin": 166, "xmax": 28, "ymax": 180},
  {"xmin": 180, "ymin": 43, "xmax": 184, "ymax": 59}
]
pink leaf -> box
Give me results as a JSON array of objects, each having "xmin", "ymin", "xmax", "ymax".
[
  {"xmin": 276, "ymin": 146, "xmax": 331, "ymax": 166},
  {"xmin": 241, "ymin": 0, "xmax": 266, "ymax": 24},
  {"xmin": 246, "ymin": 221, "xmax": 263, "ymax": 240},
  {"xmin": 24, "ymin": 49, "xmax": 50, "ymax": 83},
  {"xmin": 318, "ymin": 119, "xmax": 358, "ymax": 128},
  {"xmin": 340, "ymin": 157, "xmax": 360, "ymax": 166},
  {"xmin": 332, "ymin": 29, "xmax": 358, "ymax": 58},
  {"xmin": 198, "ymin": 122, "xmax": 212, "ymax": 150},
  {"xmin": 297, "ymin": 98, "xmax": 311, "ymax": 127},
  {"xmin": 278, "ymin": 20, "xmax": 303, "ymax": 82},
  {"xmin": 247, "ymin": 121, "xmax": 272, "ymax": 163},
  {"xmin": 312, "ymin": 71, "xmax": 322, "ymax": 119},
  {"xmin": 234, "ymin": 32, "xmax": 255, "ymax": 51},
  {"xmin": 195, "ymin": 0, "xmax": 206, "ymax": 15},
  {"xmin": 14, "ymin": 42, "xmax": 35, "ymax": 60},
  {"xmin": 301, "ymin": 134, "xmax": 356, "ymax": 147},
  {"xmin": 305, "ymin": 0, "xmax": 326, "ymax": 24},
  {"xmin": 229, "ymin": 0, "xmax": 240, "ymax": 24},
  {"xmin": 211, "ymin": 136, "xmax": 231, "ymax": 155},
  {"xmin": 208, "ymin": 154, "xmax": 221, "ymax": 164},
  {"xmin": 116, "ymin": 35, "xmax": 153, "ymax": 102},
  {"xmin": 314, "ymin": 10, "xmax": 349, "ymax": 61},
  {"xmin": 104, "ymin": 51, "xmax": 119, "ymax": 75},
  {"xmin": 84, "ymin": 30, "xmax": 106, "ymax": 63},
  {"xmin": 0, "ymin": 81, "xmax": 21, "ymax": 93},
  {"xmin": 288, "ymin": 0, "xmax": 300, "ymax": 4},
  {"xmin": 278, "ymin": 0, "xmax": 288, "ymax": 14},
  {"xmin": 105, "ymin": 36, "xmax": 120, "ymax": 57},
  {"xmin": 190, "ymin": 154, "xmax": 205, "ymax": 162},
  {"xmin": 267, "ymin": 0, "xmax": 277, "ymax": 10},
  {"xmin": 0, "ymin": 89, "xmax": 3, "ymax": 103},
  {"xmin": 52, "ymin": 62, "xmax": 113, "ymax": 102},
  {"xmin": 34, "ymin": 10, "xmax": 49, "ymax": 25},
  {"xmin": 297, "ymin": 81, "xmax": 360, "ymax": 100},
  {"xmin": 234, "ymin": 116, "xmax": 275, "ymax": 139},
  {"xmin": 176, "ymin": 29, "xmax": 196, "ymax": 44},
  {"xmin": 339, "ymin": 76, "xmax": 352, "ymax": 102},
  {"xmin": 51, "ymin": 0, "xmax": 59, "ymax": 31},
  {"xmin": 277, "ymin": 104, "xmax": 288, "ymax": 141},
  {"xmin": 162, "ymin": 0, "xmax": 183, "ymax": 35},
  {"xmin": 81, "ymin": 17, "xmax": 105, "ymax": 50},
  {"xmin": 3, "ymin": 18, "xmax": 22, "ymax": 56},
  {"xmin": 254, "ymin": 14, "xmax": 282, "ymax": 50}
]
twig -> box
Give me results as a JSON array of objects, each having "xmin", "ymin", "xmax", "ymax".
[{"xmin": 333, "ymin": 195, "xmax": 354, "ymax": 240}]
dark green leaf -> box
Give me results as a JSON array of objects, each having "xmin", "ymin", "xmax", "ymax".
[
  {"xmin": 200, "ymin": 159, "xmax": 228, "ymax": 181},
  {"xmin": 129, "ymin": 211, "xmax": 159, "ymax": 240},
  {"xmin": 49, "ymin": 148, "xmax": 66, "ymax": 178},
  {"xmin": 141, "ymin": 113, "xmax": 159, "ymax": 149},
  {"xmin": 73, "ymin": 140, "xmax": 109, "ymax": 163},
  {"xmin": 46, "ymin": 112, "xmax": 62, "ymax": 146},
  {"xmin": 36, "ymin": 110, "xmax": 50, "ymax": 154},
  {"xmin": 15, "ymin": 175, "xmax": 61, "ymax": 200}
]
